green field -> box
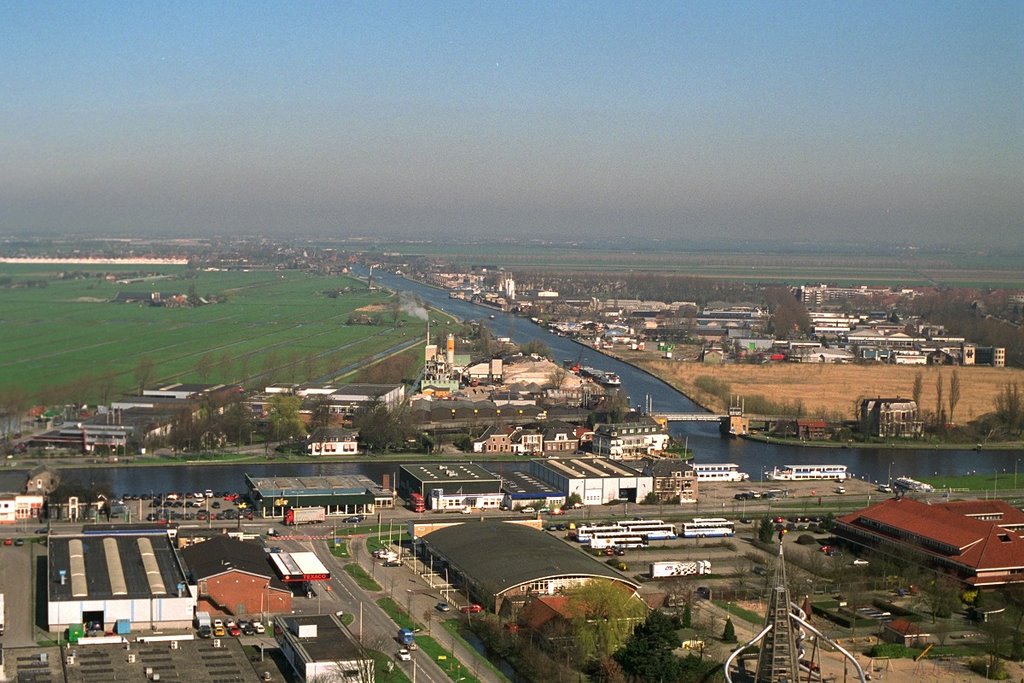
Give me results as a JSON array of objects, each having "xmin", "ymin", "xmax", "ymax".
[{"xmin": 0, "ymin": 265, "xmax": 427, "ymax": 402}]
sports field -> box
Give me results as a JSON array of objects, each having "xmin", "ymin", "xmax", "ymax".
[{"xmin": 0, "ymin": 265, "xmax": 426, "ymax": 403}]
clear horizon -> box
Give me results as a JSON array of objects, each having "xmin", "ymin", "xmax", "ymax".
[{"xmin": 1, "ymin": 2, "xmax": 1021, "ymax": 247}]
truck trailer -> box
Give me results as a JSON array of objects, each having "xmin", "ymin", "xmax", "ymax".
[
  {"xmin": 650, "ymin": 560, "xmax": 711, "ymax": 578},
  {"xmin": 284, "ymin": 507, "xmax": 326, "ymax": 525}
]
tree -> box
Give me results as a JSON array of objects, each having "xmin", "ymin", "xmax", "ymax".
[
  {"xmin": 912, "ymin": 371, "xmax": 923, "ymax": 408},
  {"xmin": 266, "ymin": 394, "xmax": 304, "ymax": 442},
  {"xmin": 352, "ymin": 402, "xmax": 413, "ymax": 453},
  {"xmin": 564, "ymin": 581, "xmax": 648, "ymax": 663},
  {"xmin": 935, "ymin": 374, "xmax": 945, "ymax": 427},
  {"xmin": 722, "ymin": 617, "xmax": 737, "ymax": 643},
  {"xmin": 133, "ymin": 356, "xmax": 155, "ymax": 395},
  {"xmin": 758, "ymin": 515, "xmax": 775, "ymax": 543},
  {"xmin": 920, "ymin": 575, "xmax": 961, "ymax": 622},
  {"xmin": 521, "ymin": 339, "xmax": 551, "ymax": 358},
  {"xmin": 948, "ymin": 370, "xmax": 961, "ymax": 425},
  {"xmin": 309, "ymin": 396, "xmax": 333, "ymax": 433},
  {"xmin": 614, "ymin": 611, "xmax": 683, "ymax": 682},
  {"xmin": 218, "ymin": 350, "xmax": 235, "ymax": 383},
  {"xmin": 195, "ymin": 353, "xmax": 214, "ymax": 382},
  {"xmin": 995, "ymin": 382, "xmax": 1023, "ymax": 435}
]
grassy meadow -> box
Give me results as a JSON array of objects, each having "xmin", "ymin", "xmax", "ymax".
[
  {"xmin": 629, "ymin": 355, "xmax": 1024, "ymax": 423},
  {"xmin": 0, "ymin": 265, "xmax": 427, "ymax": 403}
]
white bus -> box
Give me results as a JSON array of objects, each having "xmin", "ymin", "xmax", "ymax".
[
  {"xmin": 616, "ymin": 519, "xmax": 678, "ymax": 540},
  {"xmin": 588, "ymin": 529, "xmax": 648, "ymax": 549},
  {"xmin": 573, "ymin": 523, "xmax": 621, "ymax": 543},
  {"xmin": 682, "ymin": 518, "xmax": 736, "ymax": 538},
  {"xmin": 691, "ymin": 463, "xmax": 750, "ymax": 482},
  {"xmin": 765, "ymin": 464, "xmax": 848, "ymax": 481}
]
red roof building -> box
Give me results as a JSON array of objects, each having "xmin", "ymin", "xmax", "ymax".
[{"xmin": 835, "ymin": 497, "xmax": 1024, "ymax": 587}]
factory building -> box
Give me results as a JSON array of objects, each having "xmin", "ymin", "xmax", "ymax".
[
  {"xmin": 529, "ymin": 457, "xmax": 653, "ymax": 505},
  {"xmin": 397, "ymin": 463, "xmax": 503, "ymax": 511},
  {"xmin": 47, "ymin": 527, "xmax": 194, "ymax": 632}
]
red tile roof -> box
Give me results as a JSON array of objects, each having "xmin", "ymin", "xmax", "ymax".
[{"xmin": 837, "ymin": 497, "xmax": 1024, "ymax": 577}]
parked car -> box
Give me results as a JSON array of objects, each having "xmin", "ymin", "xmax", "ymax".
[
  {"xmin": 520, "ymin": 507, "xmax": 536, "ymax": 514},
  {"xmin": 852, "ymin": 559, "xmax": 869, "ymax": 566},
  {"xmin": 253, "ymin": 621, "xmax": 266, "ymax": 634},
  {"xmin": 344, "ymin": 516, "xmax": 361, "ymax": 523},
  {"xmin": 460, "ymin": 604, "xmax": 483, "ymax": 614},
  {"xmin": 213, "ymin": 625, "xmax": 226, "ymax": 637}
]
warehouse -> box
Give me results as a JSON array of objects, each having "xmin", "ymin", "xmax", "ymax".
[
  {"xmin": 47, "ymin": 528, "xmax": 194, "ymax": 632},
  {"xmin": 398, "ymin": 463, "xmax": 503, "ymax": 511},
  {"xmin": 276, "ymin": 613, "xmax": 373, "ymax": 683},
  {"xmin": 500, "ymin": 471, "xmax": 566, "ymax": 510},
  {"xmin": 528, "ymin": 457, "xmax": 653, "ymax": 505},
  {"xmin": 245, "ymin": 473, "xmax": 393, "ymax": 519},
  {"xmin": 415, "ymin": 520, "xmax": 639, "ymax": 615}
]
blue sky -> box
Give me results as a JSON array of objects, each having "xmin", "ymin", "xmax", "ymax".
[{"xmin": 1, "ymin": 1, "xmax": 1021, "ymax": 245}]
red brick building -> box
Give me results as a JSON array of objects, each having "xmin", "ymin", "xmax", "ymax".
[
  {"xmin": 182, "ymin": 536, "xmax": 293, "ymax": 617},
  {"xmin": 835, "ymin": 498, "xmax": 1024, "ymax": 587}
]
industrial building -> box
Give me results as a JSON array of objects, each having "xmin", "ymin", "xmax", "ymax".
[
  {"xmin": 500, "ymin": 471, "xmax": 566, "ymax": 510},
  {"xmin": 245, "ymin": 474, "xmax": 394, "ymax": 519},
  {"xmin": 275, "ymin": 614, "xmax": 373, "ymax": 683},
  {"xmin": 181, "ymin": 535, "xmax": 293, "ymax": 618},
  {"xmin": 47, "ymin": 527, "xmax": 194, "ymax": 632},
  {"xmin": 413, "ymin": 520, "xmax": 639, "ymax": 615},
  {"xmin": 528, "ymin": 457, "xmax": 653, "ymax": 505},
  {"xmin": 397, "ymin": 463, "xmax": 503, "ymax": 510}
]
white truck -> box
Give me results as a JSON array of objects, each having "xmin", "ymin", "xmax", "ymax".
[{"xmin": 650, "ymin": 560, "xmax": 712, "ymax": 578}]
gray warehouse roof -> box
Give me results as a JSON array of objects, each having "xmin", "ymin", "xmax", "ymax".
[
  {"xmin": 49, "ymin": 532, "xmax": 187, "ymax": 601},
  {"xmin": 422, "ymin": 521, "xmax": 637, "ymax": 598}
]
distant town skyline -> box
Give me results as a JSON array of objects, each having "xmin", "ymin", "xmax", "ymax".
[{"xmin": 1, "ymin": 2, "xmax": 1021, "ymax": 247}]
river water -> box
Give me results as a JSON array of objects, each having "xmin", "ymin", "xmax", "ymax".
[{"xmin": 37, "ymin": 269, "xmax": 1024, "ymax": 496}]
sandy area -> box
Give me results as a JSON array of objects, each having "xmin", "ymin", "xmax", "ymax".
[{"xmin": 624, "ymin": 354, "xmax": 1023, "ymax": 423}]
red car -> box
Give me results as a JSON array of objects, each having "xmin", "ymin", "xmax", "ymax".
[
  {"xmin": 460, "ymin": 604, "xmax": 483, "ymax": 614},
  {"xmin": 3, "ymin": 538, "xmax": 11, "ymax": 546},
  {"xmin": 228, "ymin": 625, "xmax": 241, "ymax": 637}
]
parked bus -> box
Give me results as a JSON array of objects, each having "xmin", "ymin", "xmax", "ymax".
[
  {"xmin": 682, "ymin": 518, "xmax": 736, "ymax": 538},
  {"xmin": 616, "ymin": 519, "xmax": 678, "ymax": 540},
  {"xmin": 588, "ymin": 530, "xmax": 648, "ymax": 550}
]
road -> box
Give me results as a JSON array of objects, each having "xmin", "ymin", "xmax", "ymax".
[{"xmin": 277, "ymin": 528, "xmax": 505, "ymax": 683}]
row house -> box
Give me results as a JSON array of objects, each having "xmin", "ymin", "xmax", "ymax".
[{"xmin": 592, "ymin": 417, "xmax": 670, "ymax": 460}]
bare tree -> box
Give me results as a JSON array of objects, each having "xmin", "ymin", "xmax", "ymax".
[
  {"xmin": 912, "ymin": 371, "xmax": 923, "ymax": 408},
  {"xmin": 935, "ymin": 374, "xmax": 945, "ymax": 427},
  {"xmin": 195, "ymin": 353, "xmax": 214, "ymax": 382},
  {"xmin": 948, "ymin": 370, "xmax": 961, "ymax": 425},
  {"xmin": 133, "ymin": 356, "xmax": 155, "ymax": 395},
  {"xmin": 218, "ymin": 350, "xmax": 235, "ymax": 383}
]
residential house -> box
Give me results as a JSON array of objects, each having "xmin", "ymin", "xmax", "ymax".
[
  {"xmin": 306, "ymin": 427, "xmax": 360, "ymax": 456},
  {"xmin": 542, "ymin": 421, "xmax": 579, "ymax": 454},
  {"xmin": 859, "ymin": 398, "xmax": 922, "ymax": 438},
  {"xmin": 592, "ymin": 417, "xmax": 670, "ymax": 460},
  {"xmin": 641, "ymin": 459, "xmax": 698, "ymax": 504}
]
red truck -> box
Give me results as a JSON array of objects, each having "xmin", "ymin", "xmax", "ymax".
[{"xmin": 408, "ymin": 492, "xmax": 426, "ymax": 513}]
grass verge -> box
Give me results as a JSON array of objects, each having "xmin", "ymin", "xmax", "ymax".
[
  {"xmin": 329, "ymin": 539, "xmax": 349, "ymax": 558},
  {"xmin": 344, "ymin": 563, "xmax": 382, "ymax": 592},
  {"xmin": 416, "ymin": 635, "xmax": 483, "ymax": 683},
  {"xmin": 713, "ymin": 600, "xmax": 763, "ymax": 625},
  {"xmin": 369, "ymin": 650, "xmax": 412, "ymax": 683},
  {"xmin": 441, "ymin": 620, "xmax": 510, "ymax": 682}
]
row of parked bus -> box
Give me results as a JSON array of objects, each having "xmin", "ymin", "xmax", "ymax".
[{"xmin": 570, "ymin": 518, "xmax": 735, "ymax": 549}]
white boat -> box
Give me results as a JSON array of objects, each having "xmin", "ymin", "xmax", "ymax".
[
  {"xmin": 893, "ymin": 476, "xmax": 934, "ymax": 492},
  {"xmin": 765, "ymin": 464, "xmax": 848, "ymax": 481},
  {"xmin": 691, "ymin": 463, "xmax": 750, "ymax": 482}
]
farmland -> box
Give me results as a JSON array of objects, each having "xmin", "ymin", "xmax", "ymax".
[
  {"xmin": 0, "ymin": 265, "xmax": 428, "ymax": 403},
  {"xmin": 627, "ymin": 354, "xmax": 1024, "ymax": 424}
]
